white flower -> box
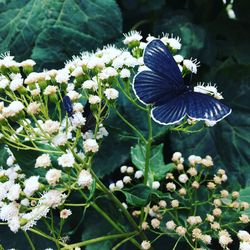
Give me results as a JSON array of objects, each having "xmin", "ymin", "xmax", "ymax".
[
  {"xmin": 135, "ymin": 170, "xmax": 143, "ymax": 179},
  {"xmin": 116, "ymin": 180, "xmax": 124, "ymax": 189},
  {"xmin": 240, "ymin": 242, "xmax": 250, "ymax": 250},
  {"xmin": 10, "ymin": 75, "xmax": 23, "ymax": 91},
  {"xmin": 73, "ymin": 103, "xmax": 84, "ymax": 113},
  {"xmin": 104, "ymin": 88, "xmax": 119, "ymax": 100},
  {"xmin": 83, "ymin": 139, "xmax": 99, "ymax": 153},
  {"xmin": 39, "ymin": 190, "xmax": 66, "ymax": 208},
  {"xmin": 172, "ymin": 152, "xmax": 182, "ymax": 161},
  {"xmin": 120, "ymin": 165, "xmax": 127, "ymax": 173},
  {"xmin": 60, "ymin": 209, "xmax": 72, "ymax": 219},
  {"xmin": 67, "ymin": 90, "xmax": 81, "ymax": 101},
  {"xmin": 55, "ymin": 69, "xmax": 70, "ymax": 83},
  {"xmin": 52, "ymin": 133, "xmax": 68, "ymax": 146},
  {"xmin": 82, "ymin": 79, "xmax": 98, "ymax": 91},
  {"xmin": 162, "ymin": 36, "xmax": 182, "ymax": 50},
  {"xmin": 99, "ymin": 67, "xmax": 118, "ymax": 80},
  {"xmin": 194, "ymin": 83, "xmax": 223, "ymax": 100},
  {"xmin": 46, "ymin": 169, "xmax": 61, "ymax": 186},
  {"xmin": 2, "ymin": 101, "xmax": 24, "ymax": 118},
  {"xmin": 219, "ymin": 230, "xmax": 233, "ymax": 248},
  {"xmin": 109, "ymin": 183, "xmax": 115, "ymax": 191},
  {"xmin": 42, "ymin": 120, "xmax": 60, "ymax": 134},
  {"xmin": 183, "ymin": 58, "xmax": 200, "ymax": 74},
  {"xmin": 35, "ymin": 154, "xmax": 51, "ymax": 168},
  {"xmin": 187, "ymin": 216, "xmax": 202, "ymax": 226},
  {"xmin": 58, "ymin": 152, "xmax": 75, "ymax": 168},
  {"xmin": 71, "ymin": 112, "xmax": 86, "ymax": 128},
  {"xmin": 0, "ymin": 201, "xmax": 19, "ymax": 221},
  {"xmin": 238, "ymin": 230, "xmax": 250, "ymax": 242},
  {"xmin": 8, "ymin": 216, "xmax": 20, "ymax": 233},
  {"xmin": 123, "ymin": 176, "xmax": 132, "ymax": 184},
  {"xmin": 6, "ymin": 155, "xmax": 15, "ymax": 166},
  {"xmin": 123, "ymin": 31, "xmax": 142, "ymax": 45},
  {"xmin": 0, "ymin": 75, "xmax": 10, "ymax": 89},
  {"xmin": 23, "ymin": 176, "xmax": 40, "ymax": 197},
  {"xmin": 21, "ymin": 59, "xmax": 36, "ymax": 67},
  {"xmin": 27, "ymin": 102, "xmax": 41, "ymax": 115},
  {"xmin": 96, "ymin": 126, "xmax": 109, "ymax": 139},
  {"xmin": 173, "ymin": 55, "xmax": 184, "ymax": 63},
  {"xmin": 120, "ymin": 68, "xmax": 131, "ymax": 78},
  {"xmin": 77, "ymin": 170, "xmax": 93, "ymax": 188},
  {"xmin": 7, "ymin": 184, "xmax": 21, "ymax": 201},
  {"xmin": 71, "ymin": 66, "xmax": 84, "ymax": 77},
  {"xmin": 178, "ymin": 174, "xmax": 189, "ymax": 183},
  {"xmin": 44, "ymin": 85, "xmax": 58, "ymax": 95},
  {"xmin": 166, "ymin": 220, "xmax": 176, "ymax": 230},
  {"xmin": 152, "ymin": 181, "xmax": 160, "ymax": 190},
  {"xmin": 88, "ymin": 95, "xmax": 101, "ymax": 104},
  {"xmin": 87, "ymin": 56, "xmax": 105, "ymax": 69}
]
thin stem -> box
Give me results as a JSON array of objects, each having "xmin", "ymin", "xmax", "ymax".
[
  {"xmin": 62, "ymin": 232, "xmax": 138, "ymax": 249},
  {"xmin": 113, "ymin": 106, "xmax": 147, "ymax": 144},
  {"xmin": 23, "ymin": 230, "xmax": 36, "ymax": 250},
  {"xmin": 173, "ymin": 237, "xmax": 182, "ymax": 250},
  {"xmin": 112, "ymin": 232, "xmax": 139, "ymax": 250}
]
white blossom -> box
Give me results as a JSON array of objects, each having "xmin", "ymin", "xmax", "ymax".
[
  {"xmin": 78, "ymin": 170, "xmax": 93, "ymax": 188},
  {"xmin": 58, "ymin": 152, "xmax": 75, "ymax": 168}
]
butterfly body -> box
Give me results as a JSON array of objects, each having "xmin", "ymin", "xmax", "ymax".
[{"xmin": 133, "ymin": 39, "xmax": 231, "ymax": 125}]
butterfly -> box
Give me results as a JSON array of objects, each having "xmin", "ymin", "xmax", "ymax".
[
  {"xmin": 133, "ymin": 39, "xmax": 232, "ymax": 125},
  {"xmin": 62, "ymin": 96, "xmax": 99, "ymax": 133}
]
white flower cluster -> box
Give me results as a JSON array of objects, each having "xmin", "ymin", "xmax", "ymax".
[{"xmin": 0, "ymin": 148, "xmax": 68, "ymax": 233}]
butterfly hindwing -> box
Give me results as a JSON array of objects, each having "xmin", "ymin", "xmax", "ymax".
[
  {"xmin": 185, "ymin": 92, "xmax": 232, "ymax": 122},
  {"xmin": 143, "ymin": 39, "xmax": 184, "ymax": 87},
  {"xmin": 151, "ymin": 95, "xmax": 187, "ymax": 125}
]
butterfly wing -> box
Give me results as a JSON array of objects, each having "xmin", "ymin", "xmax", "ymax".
[
  {"xmin": 186, "ymin": 92, "xmax": 232, "ymax": 122},
  {"xmin": 133, "ymin": 70, "xmax": 180, "ymax": 105},
  {"xmin": 143, "ymin": 39, "xmax": 183, "ymax": 85},
  {"xmin": 151, "ymin": 95, "xmax": 187, "ymax": 125},
  {"xmin": 63, "ymin": 96, "xmax": 73, "ymax": 117},
  {"xmin": 133, "ymin": 39, "xmax": 184, "ymax": 105}
]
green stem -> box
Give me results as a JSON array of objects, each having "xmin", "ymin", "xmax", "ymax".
[
  {"xmin": 113, "ymin": 106, "xmax": 147, "ymax": 144},
  {"xmin": 111, "ymin": 232, "xmax": 139, "ymax": 250},
  {"xmin": 62, "ymin": 232, "xmax": 138, "ymax": 250},
  {"xmin": 23, "ymin": 230, "xmax": 36, "ymax": 250},
  {"xmin": 173, "ymin": 237, "xmax": 182, "ymax": 250}
]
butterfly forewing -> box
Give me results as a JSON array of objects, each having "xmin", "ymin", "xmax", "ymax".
[{"xmin": 143, "ymin": 39, "xmax": 184, "ymax": 86}]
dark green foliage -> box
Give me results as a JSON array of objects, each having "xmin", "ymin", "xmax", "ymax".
[{"xmin": 0, "ymin": 0, "xmax": 249, "ymax": 249}]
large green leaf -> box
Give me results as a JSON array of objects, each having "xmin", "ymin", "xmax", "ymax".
[
  {"xmin": 131, "ymin": 143, "xmax": 174, "ymax": 182},
  {"xmin": 239, "ymin": 186, "xmax": 250, "ymax": 216},
  {"xmin": 0, "ymin": 0, "xmax": 122, "ymax": 68},
  {"xmin": 122, "ymin": 184, "xmax": 151, "ymax": 207},
  {"xmin": 170, "ymin": 64, "xmax": 250, "ymax": 185}
]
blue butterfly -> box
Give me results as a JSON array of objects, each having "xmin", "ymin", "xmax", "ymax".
[
  {"xmin": 63, "ymin": 95, "xmax": 74, "ymax": 117},
  {"xmin": 133, "ymin": 39, "xmax": 232, "ymax": 125}
]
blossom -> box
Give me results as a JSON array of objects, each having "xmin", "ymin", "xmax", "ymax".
[
  {"xmin": 88, "ymin": 95, "xmax": 101, "ymax": 104},
  {"xmin": 23, "ymin": 176, "xmax": 40, "ymax": 197},
  {"xmin": 40, "ymin": 190, "xmax": 66, "ymax": 208},
  {"xmin": 83, "ymin": 139, "xmax": 99, "ymax": 153},
  {"xmin": 44, "ymin": 85, "xmax": 58, "ymax": 95},
  {"xmin": 237, "ymin": 230, "xmax": 250, "ymax": 242},
  {"xmin": 176, "ymin": 226, "xmax": 186, "ymax": 236},
  {"xmin": 99, "ymin": 67, "xmax": 117, "ymax": 80},
  {"xmin": 166, "ymin": 220, "xmax": 176, "ymax": 230},
  {"xmin": 2, "ymin": 101, "xmax": 24, "ymax": 118},
  {"xmin": 82, "ymin": 79, "xmax": 98, "ymax": 91},
  {"xmin": 135, "ymin": 170, "xmax": 143, "ymax": 179},
  {"xmin": 27, "ymin": 102, "xmax": 41, "ymax": 115},
  {"xmin": 141, "ymin": 240, "xmax": 151, "ymax": 250},
  {"xmin": 240, "ymin": 242, "xmax": 250, "ymax": 250},
  {"xmin": 104, "ymin": 88, "xmax": 119, "ymax": 100},
  {"xmin": 46, "ymin": 169, "xmax": 61, "ymax": 186},
  {"xmin": 35, "ymin": 154, "xmax": 51, "ymax": 168},
  {"xmin": 52, "ymin": 133, "xmax": 68, "ymax": 146},
  {"xmin": 120, "ymin": 68, "xmax": 131, "ymax": 78},
  {"xmin": 55, "ymin": 69, "xmax": 70, "ymax": 83},
  {"xmin": 218, "ymin": 230, "xmax": 233, "ymax": 249},
  {"xmin": 71, "ymin": 112, "xmax": 86, "ymax": 128},
  {"xmin": 183, "ymin": 58, "xmax": 200, "ymax": 74},
  {"xmin": 194, "ymin": 83, "xmax": 223, "ymax": 100},
  {"xmin": 151, "ymin": 218, "xmax": 160, "ymax": 229},
  {"xmin": 42, "ymin": 120, "xmax": 60, "ymax": 134},
  {"xmin": 77, "ymin": 170, "xmax": 93, "ymax": 188},
  {"xmin": 115, "ymin": 180, "xmax": 124, "ymax": 189},
  {"xmin": 60, "ymin": 209, "xmax": 72, "ymax": 219},
  {"xmin": 178, "ymin": 173, "xmax": 189, "ymax": 183},
  {"xmin": 152, "ymin": 181, "xmax": 160, "ymax": 190},
  {"xmin": 123, "ymin": 31, "xmax": 142, "ymax": 45},
  {"xmin": 57, "ymin": 152, "xmax": 75, "ymax": 168},
  {"xmin": 187, "ymin": 216, "xmax": 202, "ymax": 226}
]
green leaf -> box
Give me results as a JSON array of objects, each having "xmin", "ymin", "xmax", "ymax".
[
  {"xmin": 131, "ymin": 143, "xmax": 174, "ymax": 182},
  {"xmin": 122, "ymin": 184, "xmax": 151, "ymax": 206},
  {"xmin": 0, "ymin": 0, "xmax": 122, "ymax": 68},
  {"xmin": 239, "ymin": 186, "xmax": 250, "ymax": 216},
  {"xmin": 170, "ymin": 64, "xmax": 250, "ymax": 185}
]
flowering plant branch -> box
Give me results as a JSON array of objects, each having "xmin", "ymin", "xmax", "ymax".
[{"xmin": 0, "ymin": 31, "xmax": 249, "ymax": 250}]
